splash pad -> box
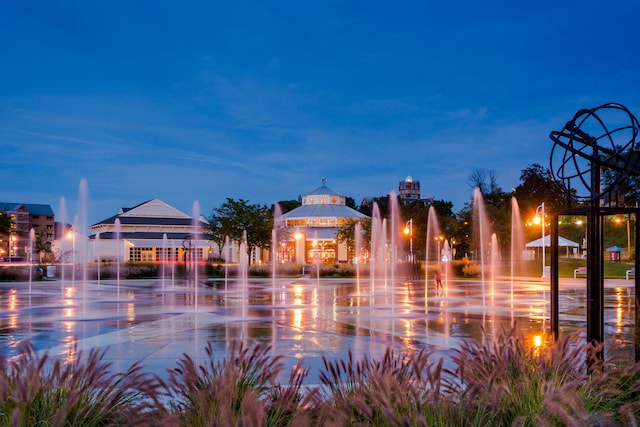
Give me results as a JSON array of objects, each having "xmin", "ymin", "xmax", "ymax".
[{"xmin": 0, "ymin": 273, "xmax": 635, "ymax": 385}]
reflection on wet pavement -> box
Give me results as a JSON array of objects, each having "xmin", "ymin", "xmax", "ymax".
[{"xmin": 0, "ymin": 277, "xmax": 636, "ymax": 384}]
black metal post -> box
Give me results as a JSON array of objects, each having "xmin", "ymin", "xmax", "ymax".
[
  {"xmin": 550, "ymin": 214, "xmax": 559, "ymax": 340},
  {"xmin": 586, "ymin": 142, "xmax": 604, "ymax": 365},
  {"xmin": 635, "ymin": 211, "xmax": 640, "ymax": 362}
]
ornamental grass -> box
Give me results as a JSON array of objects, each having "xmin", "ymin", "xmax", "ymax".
[
  {"xmin": 0, "ymin": 341, "xmax": 158, "ymax": 426},
  {"xmin": 2, "ymin": 326, "xmax": 640, "ymax": 426},
  {"xmin": 155, "ymin": 341, "xmax": 310, "ymax": 426}
]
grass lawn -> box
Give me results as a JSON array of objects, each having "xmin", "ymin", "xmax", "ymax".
[{"xmin": 501, "ymin": 258, "xmax": 635, "ymax": 279}]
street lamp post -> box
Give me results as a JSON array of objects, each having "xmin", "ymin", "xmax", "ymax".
[
  {"xmin": 435, "ymin": 235, "xmax": 443, "ymax": 264},
  {"xmin": 10, "ymin": 234, "xmax": 17, "ymax": 262},
  {"xmin": 627, "ymin": 214, "xmax": 632, "ymax": 259},
  {"xmin": 403, "ymin": 219, "xmax": 413, "ymax": 262},
  {"xmin": 533, "ymin": 202, "xmax": 546, "ymax": 278},
  {"xmin": 67, "ymin": 230, "xmax": 75, "ymax": 281},
  {"xmin": 182, "ymin": 236, "xmax": 192, "ymax": 281},
  {"xmin": 451, "ymin": 238, "xmax": 456, "ymax": 260},
  {"xmin": 616, "ymin": 215, "xmax": 632, "ymax": 260}
]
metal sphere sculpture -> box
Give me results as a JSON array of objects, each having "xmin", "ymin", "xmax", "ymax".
[{"xmin": 550, "ymin": 102, "xmax": 640, "ymax": 202}]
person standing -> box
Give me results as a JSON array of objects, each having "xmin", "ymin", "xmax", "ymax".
[{"xmin": 434, "ymin": 269, "xmax": 443, "ymax": 293}]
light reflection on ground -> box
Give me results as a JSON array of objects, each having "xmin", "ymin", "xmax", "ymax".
[{"xmin": 0, "ymin": 276, "xmax": 636, "ymax": 385}]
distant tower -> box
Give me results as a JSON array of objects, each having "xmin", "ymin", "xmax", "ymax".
[{"xmin": 398, "ymin": 176, "xmax": 421, "ymax": 200}]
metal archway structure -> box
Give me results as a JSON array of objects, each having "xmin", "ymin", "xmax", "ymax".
[{"xmin": 548, "ymin": 102, "xmax": 640, "ymax": 364}]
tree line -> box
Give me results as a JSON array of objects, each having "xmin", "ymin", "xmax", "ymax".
[
  {"xmin": 204, "ymin": 163, "xmax": 640, "ymax": 262},
  {"xmin": 5, "ymin": 162, "xmax": 636, "ymax": 263}
]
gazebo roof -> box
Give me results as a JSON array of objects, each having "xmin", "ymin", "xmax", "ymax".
[
  {"xmin": 302, "ymin": 185, "xmax": 344, "ymax": 198},
  {"xmin": 525, "ymin": 235, "xmax": 579, "ymax": 248},
  {"xmin": 280, "ymin": 203, "xmax": 367, "ymax": 220}
]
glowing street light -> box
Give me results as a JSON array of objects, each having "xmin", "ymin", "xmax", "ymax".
[
  {"xmin": 403, "ymin": 219, "xmax": 413, "ymax": 261},
  {"xmin": 533, "ymin": 202, "xmax": 546, "ymax": 278}
]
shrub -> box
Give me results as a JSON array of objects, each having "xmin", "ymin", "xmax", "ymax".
[
  {"xmin": 249, "ymin": 266, "xmax": 270, "ymax": 277},
  {"xmin": 319, "ymin": 264, "xmax": 355, "ymax": 277},
  {"xmin": 454, "ymin": 258, "xmax": 480, "ymax": 278},
  {"xmin": 0, "ymin": 265, "xmax": 43, "ymax": 282},
  {"xmin": 205, "ymin": 263, "xmax": 223, "ymax": 277},
  {"xmin": 274, "ymin": 264, "xmax": 306, "ymax": 277},
  {"xmin": 124, "ymin": 262, "xmax": 158, "ymax": 279},
  {"xmin": 0, "ymin": 266, "xmax": 22, "ymax": 281}
]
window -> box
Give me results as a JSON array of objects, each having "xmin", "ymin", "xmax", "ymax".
[
  {"xmin": 310, "ymin": 218, "xmax": 335, "ymax": 226},
  {"xmin": 155, "ymin": 247, "xmax": 180, "ymax": 261},
  {"xmin": 286, "ymin": 219, "xmax": 308, "ymax": 227},
  {"xmin": 129, "ymin": 247, "xmax": 155, "ymax": 262}
]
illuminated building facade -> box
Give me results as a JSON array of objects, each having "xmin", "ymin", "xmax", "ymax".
[{"xmin": 278, "ymin": 181, "xmax": 368, "ymax": 265}]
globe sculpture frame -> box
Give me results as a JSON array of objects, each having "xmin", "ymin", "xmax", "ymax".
[{"xmin": 548, "ymin": 102, "xmax": 640, "ymax": 363}]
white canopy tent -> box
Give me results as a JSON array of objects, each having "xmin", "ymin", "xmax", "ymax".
[
  {"xmin": 526, "ymin": 235, "xmax": 580, "ymax": 258},
  {"xmin": 526, "ymin": 235, "xmax": 579, "ymax": 248}
]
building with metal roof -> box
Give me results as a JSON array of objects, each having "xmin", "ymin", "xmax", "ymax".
[
  {"xmin": 85, "ymin": 199, "xmax": 212, "ymax": 263},
  {"xmin": 0, "ymin": 202, "xmax": 55, "ymax": 261},
  {"xmin": 278, "ymin": 180, "xmax": 369, "ymax": 264}
]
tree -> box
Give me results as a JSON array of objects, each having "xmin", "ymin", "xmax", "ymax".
[
  {"xmin": 0, "ymin": 211, "xmax": 10, "ymax": 237},
  {"xmin": 336, "ymin": 218, "xmax": 371, "ymax": 262},
  {"xmin": 203, "ymin": 215, "xmax": 228, "ymax": 259},
  {"xmin": 466, "ymin": 169, "xmax": 511, "ymax": 255},
  {"xmin": 430, "ymin": 199, "xmax": 462, "ymax": 257},
  {"xmin": 399, "ymin": 200, "xmax": 430, "ymax": 260},
  {"xmin": 513, "ymin": 163, "xmax": 567, "ymax": 215},
  {"xmin": 33, "ymin": 232, "xmax": 51, "ymax": 262},
  {"xmin": 345, "ymin": 196, "xmax": 357, "ymax": 209},
  {"xmin": 274, "ymin": 199, "xmax": 301, "ymax": 215},
  {"xmin": 453, "ymin": 206, "xmax": 472, "ymax": 259},
  {"xmin": 358, "ymin": 195, "xmax": 389, "ymax": 218},
  {"xmin": 0, "ymin": 211, "xmax": 10, "ymax": 260},
  {"xmin": 602, "ymin": 168, "xmax": 640, "ymax": 207},
  {"xmin": 209, "ymin": 198, "xmax": 273, "ymax": 258},
  {"xmin": 468, "ymin": 169, "xmax": 500, "ymax": 194}
]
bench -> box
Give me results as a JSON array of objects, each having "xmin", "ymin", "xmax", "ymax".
[
  {"xmin": 626, "ymin": 267, "xmax": 635, "ymax": 280},
  {"xmin": 573, "ymin": 267, "xmax": 587, "ymax": 278}
]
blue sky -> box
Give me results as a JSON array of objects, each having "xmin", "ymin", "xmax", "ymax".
[{"xmin": 2, "ymin": 1, "xmax": 639, "ymax": 229}]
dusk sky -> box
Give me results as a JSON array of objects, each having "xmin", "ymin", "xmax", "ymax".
[{"xmin": 2, "ymin": 1, "xmax": 639, "ymax": 229}]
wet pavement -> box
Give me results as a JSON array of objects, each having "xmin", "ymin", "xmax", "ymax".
[{"xmin": 0, "ymin": 275, "xmax": 636, "ymax": 385}]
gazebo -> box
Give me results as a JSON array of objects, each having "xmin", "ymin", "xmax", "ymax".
[
  {"xmin": 278, "ymin": 179, "xmax": 369, "ymax": 264},
  {"xmin": 526, "ymin": 235, "xmax": 579, "ymax": 257}
]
